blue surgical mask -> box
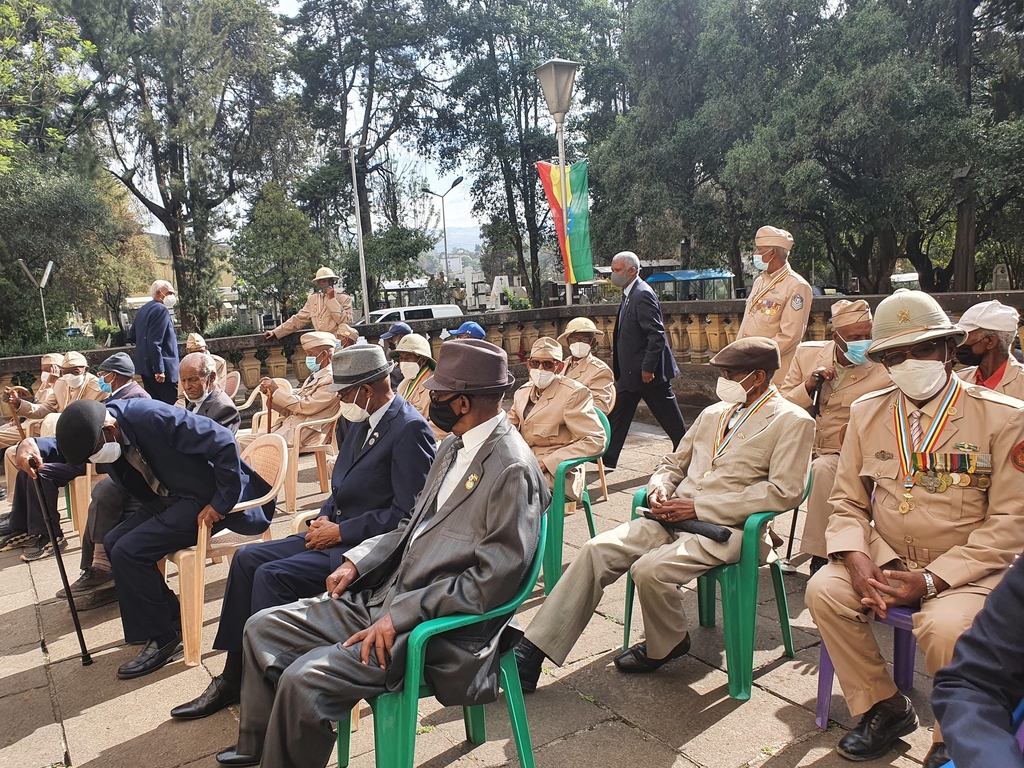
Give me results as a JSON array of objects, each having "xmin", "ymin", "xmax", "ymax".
[
  {"xmin": 842, "ymin": 339, "xmax": 872, "ymax": 366},
  {"xmin": 98, "ymin": 376, "xmax": 113, "ymax": 394},
  {"xmin": 752, "ymin": 255, "xmax": 768, "ymax": 271},
  {"xmin": 305, "ymin": 355, "xmax": 321, "ymax": 373}
]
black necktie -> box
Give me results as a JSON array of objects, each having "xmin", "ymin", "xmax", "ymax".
[{"xmin": 352, "ymin": 420, "xmax": 372, "ymax": 459}]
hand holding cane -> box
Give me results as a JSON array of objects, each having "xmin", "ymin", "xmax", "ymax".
[{"xmin": 27, "ymin": 457, "xmax": 92, "ymax": 665}]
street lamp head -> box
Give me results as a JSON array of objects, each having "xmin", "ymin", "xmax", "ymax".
[
  {"xmin": 449, "ymin": 176, "xmax": 464, "ymax": 191},
  {"xmin": 535, "ymin": 58, "xmax": 580, "ymax": 123},
  {"xmin": 423, "ymin": 186, "xmax": 437, "ymax": 196}
]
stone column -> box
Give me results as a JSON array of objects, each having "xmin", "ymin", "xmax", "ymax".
[
  {"xmin": 706, "ymin": 313, "xmax": 731, "ymax": 357},
  {"xmin": 239, "ymin": 350, "xmax": 262, "ymax": 389},
  {"xmin": 687, "ymin": 314, "xmax": 710, "ymax": 364},
  {"xmin": 291, "ymin": 350, "xmax": 310, "ymax": 382},
  {"xmin": 266, "ymin": 346, "xmax": 288, "ymax": 379}
]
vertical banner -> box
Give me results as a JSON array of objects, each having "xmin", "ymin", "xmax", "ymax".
[{"xmin": 536, "ymin": 160, "xmax": 595, "ymax": 283}]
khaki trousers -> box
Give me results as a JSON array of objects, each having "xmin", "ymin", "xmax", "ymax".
[
  {"xmin": 525, "ymin": 516, "xmax": 737, "ymax": 663},
  {"xmin": 806, "ymin": 560, "xmax": 989, "ymax": 742},
  {"xmin": 800, "ymin": 452, "xmax": 840, "ymax": 558}
]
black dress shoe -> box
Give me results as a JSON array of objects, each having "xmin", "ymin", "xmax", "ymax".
[
  {"xmin": 215, "ymin": 746, "xmax": 261, "ymax": 766},
  {"xmin": 923, "ymin": 742, "xmax": 951, "ymax": 768},
  {"xmin": 170, "ymin": 675, "xmax": 240, "ymax": 720},
  {"xmin": 614, "ymin": 634, "xmax": 691, "ymax": 673},
  {"xmin": 836, "ymin": 696, "xmax": 918, "ymax": 761},
  {"xmin": 514, "ymin": 640, "xmax": 546, "ymax": 693},
  {"xmin": 116, "ymin": 635, "xmax": 183, "ymax": 680}
]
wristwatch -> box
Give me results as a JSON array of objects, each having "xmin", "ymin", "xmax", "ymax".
[{"xmin": 922, "ymin": 571, "xmax": 938, "ymax": 600}]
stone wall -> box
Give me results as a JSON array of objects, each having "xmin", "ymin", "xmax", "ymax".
[{"xmin": 2, "ymin": 291, "xmax": 1021, "ymax": 417}]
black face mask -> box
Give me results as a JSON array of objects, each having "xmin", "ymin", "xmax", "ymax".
[
  {"xmin": 429, "ymin": 396, "xmax": 466, "ymax": 433},
  {"xmin": 955, "ymin": 345, "xmax": 983, "ymax": 368}
]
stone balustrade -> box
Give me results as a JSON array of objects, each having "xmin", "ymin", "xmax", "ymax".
[{"xmin": 2, "ymin": 291, "xmax": 1023, "ymax": 418}]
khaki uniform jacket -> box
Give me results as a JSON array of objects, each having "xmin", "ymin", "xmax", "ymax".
[
  {"xmin": 781, "ymin": 340, "xmax": 893, "ymax": 456},
  {"xmin": 825, "ymin": 383, "xmax": 1024, "ymax": 591},
  {"xmin": 16, "ymin": 374, "xmax": 108, "ymax": 421},
  {"xmin": 176, "ymin": 353, "xmax": 229, "ymax": 405},
  {"xmin": 737, "ymin": 267, "xmax": 813, "ymax": 384},
  {"xmin": 957, "ymin": 356, "xmax": 1024, "ymax": 401},
  {"xmin": 272, "ymin": 291, "xmax": 354, "ymax": 338},
  {"xmin": 564, "ymin": 354, "xmax": 616, "ymax": 413},
  {"xmin": 399, "ymin": 367, "xmax": 447, "ymax": 442},
  {"xmin": 648, "ymin": 394, "xmax": 814, "ymax": 558},
  {"xmin": 508, "ymin": 376, "xmax": 605, "ymax": 497},
  {"xmin": 269, "ymin": 367, "xmax": 338, "ymax": 446}
]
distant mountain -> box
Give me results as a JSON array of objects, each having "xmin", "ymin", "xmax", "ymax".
[{"xmin": 434, "ymin": 226, "xmax": 481, "ymax": 254}]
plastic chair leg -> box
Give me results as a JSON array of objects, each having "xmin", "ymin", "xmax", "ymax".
[
  {"xmin": 463, "ymin": 705, "xmax": 487, "ymax": 745},
  {"xmin": 623, "ymin": 572, "xmax": 635, "ymax": 650},
  {"xmin": 770, "ymin": 561, "xmax": 795, "ymax": 657},
  {"xmin": 596, "ymin": 458, "xmax": 609, "ymax": 501},
  {"xmin": 64, "ymin": 486, "xmax": 72, "ymax": 521},
  {"xmin": 697, "ymin": 575, "xmax": 717, "ymax": 628},
  {"xmin": 542, "ymin": 501, "xmax": 565, "ymax": 595},
  {"xmin": 816, "ymin": 641, "xmax": 835, "ymax": 729},
  {"xmin": 892, "ymin": 627, "xmax": 917, "ymax": 691},
  {"xmin": 719, "ymin": 569, "xmax": 756, "ymax": 700},
  {"xmin": 175, "ymin": 550, "xmax": 205, "ymax": 667},
  {"xmin": 500, "ymin": 651, "xmax": 536, "ymax": 768},
  {"xmin": 371, "ymin": 692, "xmax": 417, "ymax": 768},
  {"xmin": 582, "ymin": 491, "xmax": 596, "ymax": 539},
  {"xmin": 315, "ymin": 451, "xmax": 330, "ymax": 491},
  {"xmin": 336, "ymin": 708, "xmax": 354, "ymax": 767}
]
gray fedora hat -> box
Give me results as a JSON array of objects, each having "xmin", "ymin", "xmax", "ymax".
[
  {"xmin": 422, "ymin": 339, "xmax": 515, "ymax": 395},
  {"xmin": 328, "ymin": 345, "xmax": 394, "ymax": 392}
]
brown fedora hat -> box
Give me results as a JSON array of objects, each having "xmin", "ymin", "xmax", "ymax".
[{"xmin": 422, "ymin": 339, "xmax": 515, "ymax": 395}]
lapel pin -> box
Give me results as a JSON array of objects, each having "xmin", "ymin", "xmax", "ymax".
[
  {"xmin": 465, "ymin": 474, "xmax": 479, "ymax": 490},
  {"xmin": 368, "ymin": 432, "xmax": 379, "ymax": 446},
  {"xmin": 955, "ymin": 442, "xmax": 979, "ymax": 452}
]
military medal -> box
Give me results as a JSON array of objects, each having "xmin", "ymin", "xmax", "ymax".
[
  {"xmin": 875, "ymin": 451, "xmax": 893, "ymax": 461},
  {"xmin": 893, "ymin": 376, "xmax": 963, "ymax": 513},
  {"xmin": 955, "ymin": 442, "xmax": 979, "ymax": 452},
  {"xmin": 465, "ymin": 474, "xmax": 478, "ymax": 490},
  {"xmin": 747, "ymin": 267, "xmax": 793, "ymax": 312},
  {"xmin": 714, "ymin": 386, "xmax": 778, "ymax": 458}
]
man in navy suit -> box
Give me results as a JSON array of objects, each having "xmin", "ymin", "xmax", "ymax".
[
  {"xmin": 604, "ymin": 251, "xmax": 686, "ymax": 467},
  {"xmin": 932, "ymin": 555, "xmax": 1024, "ymax": 768},
  {"xmin": 15, "ymin": 398, "xmax": 276, "ymax": 679},
  {"xmin": 127, "ymin": 280, "xmax": 180, "ymax": 403},
  {"xmin": 170, "ymin": 344, "xmax": 435, "ymax": 720}
]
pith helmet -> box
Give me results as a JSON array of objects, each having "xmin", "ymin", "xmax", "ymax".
[{"xmin": 866, "ymin": 289, "xmax": 966, "ymax": 362}]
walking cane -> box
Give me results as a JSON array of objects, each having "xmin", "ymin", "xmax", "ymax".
[
  {"xmin": 780, "ymin": 373, "xmax": 825, "ymax": 575},
  {"xmin": 27, "ymin": 457, "xmax": 92, "ymax": 666},
  {"xmin": 266, "ymin": 391, "xmax": 274, "ymax": 434}
]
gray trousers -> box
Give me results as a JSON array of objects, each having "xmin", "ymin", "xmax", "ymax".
[
  {"xmin": 237, "ymin": 592, "xmax": 390, "ymax": 768},
  {"xmin": 80, "ymin": 478, "xmax": 140, "ymax": 570}
]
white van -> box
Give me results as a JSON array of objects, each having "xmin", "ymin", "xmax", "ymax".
[{"xmin": 357, "ymin": 304, "xmax": 464, "ymax": 325}]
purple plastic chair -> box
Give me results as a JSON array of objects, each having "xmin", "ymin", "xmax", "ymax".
[{"xmin": 816, "ymin": 605, "xmax": 918, "ymax": 729}]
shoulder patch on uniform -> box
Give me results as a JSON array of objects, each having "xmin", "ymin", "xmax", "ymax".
[
  {"xmin": 851, "ymin": 385, "xmax": 898, "ymax": 407},
  {"xmin": 1013, "ymin": 442, "xmax": 1024, "ymax": 473},
  {"xmin": 791, "ymin": 294, "xmax": 804, "ymax": 311},
  {"xmin": 966, "ymin": 385, "xmax": 1024, "ymax": 408}
]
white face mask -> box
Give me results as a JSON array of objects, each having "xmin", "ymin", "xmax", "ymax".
[
  {"xmin": 339, "ymin": 388, "xmax": 370, "ymax": 422},
  {"xmin": 39, "ymin": 371, "xmax": 51, "ymax": 386},
  {"xmin": 530, "ymin": 369, "xmax": 558, "ymax": 389},
  {"xmin": 162, "ymin": 293, "xmax": 177, "ymax": 308},
  {"xmin": 63, "ymin": 373, "xmax": 85, "ymax": 389},
  {"xmin": 569, "ymin": 342, "xmax": 591, "ymax": 359},
  {"xmin": 887, "ymin": 359, "xmax": 949, "ymax": 401},
  {"xmin": 399, "ymin": 362, "xmax": 422, "ymax": 381},
  {"xmin": 185, "ymin": 383, "xmax": 212, "ymax": 407},
  {"xmin": 752, "ymin": 254, "xmax": 768, "ymax": 271},
  {"xmin": 89, "ymin": 439, "xmax": 122, "ymax": 464},
  {"xmin": 716, "ymin": 371, "xmax": 754, "ymax": 404}
]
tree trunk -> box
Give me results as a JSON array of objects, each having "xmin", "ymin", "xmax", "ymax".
[
  {"xmin": 727, "ymin": 232, "xmax": 746, "ymax": 296},
  {"xmin": 953, "ymin": 182, "xmax": 977, "ymax": 291},
  {"xmin": 955, "ymin": 0, "xmax": 975, "ymax": 106},
  {"xmin": 875, "ymin": 228, "xmax": 898, "ymax": 294}
]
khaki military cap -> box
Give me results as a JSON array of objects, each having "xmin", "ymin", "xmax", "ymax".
[
  {"xmin": 300, "ymin": 331, "xmax": 337, "ymax": 352},
  {"xmin": 389, "ymin": 333, "xmax": 434, "ymax": 363},
  {"xmin": 754, "ymin": 226, "xmax": 794, "ymax": 250},
  {"xmin": 530, "ymin": 337, "xmax": 563, "ymax": 362},
  {"xmin": 336, "ymin": 324, "xmax": 359, "ymax": 342},
  {"xmin": 866, "ymin": 289, "xmax": 965, "ymax": 361},
  {"xmin": 830, "ymin": 299, "xmax": 872, "ymax": 329},
  {"xmin": 62, "ymin": 351, "xmax": 87, "ymax": 368},
  {"xmin": 41, "ymin": 353, "xmax": 63, "ymax": 367},
  {"xmin": 185, "ymin": 332, "xmax": 207, "ymax": 349}
]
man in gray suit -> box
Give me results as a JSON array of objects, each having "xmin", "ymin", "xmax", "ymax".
[
  {"xmin": 215, "ymin": 339, "xmax": 549, "ymax": 768},
  {"xmin": 516, "ymin": 337, "xmax": 814, "ymax": 688}
]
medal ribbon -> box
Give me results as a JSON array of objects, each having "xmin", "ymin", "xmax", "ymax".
[
  {"xmin": 715, "ymin": 385, "xmax": 778, "ymax": 457},
  {"xmin": 748, "ymin": 266, "xmax": 792, "ymax": 306},
  {"xmin": 402, "ymin": 365, "xmax": 431, "ymax": 400},
  {"xmin": 893, "ymin": 375, "xmax": 963, "ymax": 485}
]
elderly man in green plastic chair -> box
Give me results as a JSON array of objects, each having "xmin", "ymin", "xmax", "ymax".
[{"xmin": 516, "ymin": 337, "xmax": 814, "ymax": 688}]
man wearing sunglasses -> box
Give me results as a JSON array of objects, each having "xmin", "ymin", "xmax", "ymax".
[
  {"xmin": 781, "ymin": 299, "xmax": 892, "ymax": 574},
  {"xmin": 508, "ymin": 337, "xmax": 605, "ymax": 506},
  {"xmin": 807, "ymin": 289, "xmax": 1024, "ymax": 768}
]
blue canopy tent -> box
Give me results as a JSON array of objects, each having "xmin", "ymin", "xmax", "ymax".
[{"xmin": 646, "ymin": 269, "xmax": 735, "ymax": 301}]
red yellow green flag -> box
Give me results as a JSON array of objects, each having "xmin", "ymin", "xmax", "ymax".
[{"xmin": 536, "ymin": 160, "xmax": 594, "ymax": 283}]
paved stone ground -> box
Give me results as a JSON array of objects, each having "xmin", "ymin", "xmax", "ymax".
[{"xmin": 0, "ymin": 420, "xmax": 937, "ymax": 768}]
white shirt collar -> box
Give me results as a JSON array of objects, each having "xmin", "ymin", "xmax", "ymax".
[
  {"xmin": 458, "ymin": 411, "xmax": 504, "ymax": 453},
  {"xmin": 365, "ymin": 395, "xmax": 393, "ymax": 436},
  {"xmin": 622, "ymin": 277, "xmax": 638, "ymax": 298}
]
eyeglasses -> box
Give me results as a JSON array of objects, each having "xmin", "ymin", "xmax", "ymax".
[
  {"xmin": 880, "ymin": 340, "xmax": 945, "ymax": 368},
  {"xmin": 526, "ymin": 359, "xmax": 559, "ymax": 371}
]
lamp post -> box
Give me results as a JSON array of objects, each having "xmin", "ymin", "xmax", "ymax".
[
  {"xmin": 18, "ymin": 259, "xmax": 53, "ymax": 343},
  {"xmin": 343, "ymin": 140, "xmax": 371, "ymax": 320},
  {"xmin": 423, "ymin": 176, "xmax": 464, "ymax": 280},
  {"xmin": 536, "ymin": 58, "xmax": 580, "ymax": 306}
]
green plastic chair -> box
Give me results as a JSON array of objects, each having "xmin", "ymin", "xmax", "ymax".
[
  {"xmin": 621, "ymin": 471, "xmax": 812, "ymax": 700},
  {"xmin": 336, "ymin": 514, "xmax": 548, "ymax": 768},
  {"xmin": 544, "ymin": 409, "xmax": 610, "ymax": 594}
]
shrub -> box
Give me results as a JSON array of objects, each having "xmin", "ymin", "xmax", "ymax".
[
  {"xmin": 92, "ymin": 318, "xmax": 118, "ymax": 346},
  {"xmin": 202, "ymin": 319, "xmax": 254, "ymax": 338},
  {"xmin": 0, "ymin": 336, "xmax": 96, "ymax": 359}
]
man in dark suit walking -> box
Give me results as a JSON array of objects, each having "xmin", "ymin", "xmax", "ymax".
[
  {"xmin": 127, "ymin": 279, "xmax": 180, "ymax": 404},
  {"xmin": 214, "ymin": 339, "xmax": 548, "ymax": 768},
  {"xmin": 604, "ymin": 250, "xmax": 686, "ymax": 468},
  {"xmin": 15, "ymin": 398, "xmax": 276, "ymax": 680},
  {"xmin": 170, "ymin": 345, "xmax": 436, "ymax": 720}
]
